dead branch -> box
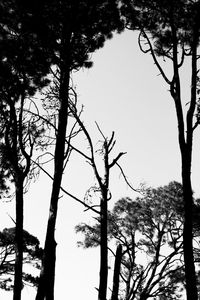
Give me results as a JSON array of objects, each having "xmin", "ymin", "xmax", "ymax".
[
  {"xmin": 116, "ymin": 162, "xmax": 141, "ymax": 193},
  {"xmin": 31, "ymin": 159, "xmax": 100, "ymax": 215}
]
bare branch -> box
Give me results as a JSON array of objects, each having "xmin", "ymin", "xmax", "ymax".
[
  {"xmin": 84, "ymin": 205, "xmax": 100, "ymax": 213},
  {"xmin": 116, "ymin": 162, "xmax": 141, "ymax": 193},
  {"xmin": 95, "ymin": 122, "xmax": 106, "ymax": 141},
  {"xmin": 31, "ymin": 159, "xmax": 100, "ymax": 215},
  {"xmin": 178, "ymin": 45, "xmax": 185, "ymax": 68},
  {"xmin": 107, "ymin": 131, "xmax": 115, "ymax": 149},
  {"xmin": 6, "ymin": 213, "xmax": 16, "ymax": 225},
  {"xmin": 109, "ymin": 152, "xmax": 126, "ymax": 168},
  {"xmin": 140, "ymin": 30, "xmax": 172, "ymax": 85},
  {"xmin": 69, "ymin": 108, "xmax": 104, "ymax": 190}
]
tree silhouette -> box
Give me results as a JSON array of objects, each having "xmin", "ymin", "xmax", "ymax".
[
  {"xmin": 76, "ymin": 182, "xmax": 188, "ymax": 299},
  {"xmin": 0, "ymin": 227, "xmax": 43, "ymax": 291},
  {"xmin": 0, "ymin": 2, "xmax": 51, "ymax": 299},
  {"xmin": 66, "ymin": 96, "xmax": 126, "ymax": 300},
  {"xmin": 120, "ymin": 1, "xmax": 200, "ymax": 298},
  {"xmin": 31, "ymin": 1, "xmax": 124, "ymax": 299}
]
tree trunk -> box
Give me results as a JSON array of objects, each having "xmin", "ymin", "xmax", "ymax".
[
  {"xmin": 36, "ymin": 66, "xmax": 70, "ymax": 300},
  {"xmin": 13, "ymin": 177, "xmax": 24, "ymax": 300},
  {"xmin": 36, "ymin": 221, "xmax": 57, "ymax": 300},
  {"xmin": 111, "ymin": 244, "xmax": 122, "ymax": 300},
  {"xmin": 181, "ymin": 154, "xmax": 198, "ymax": 300},
  {"xmin": 170, "ymin": 19, "xmax": 198, "ymax": 299},
  {"xmin": 98, "ymin": 195, "xmax": 108, "ymax": 300},
  {"xmin": 179, "ymin": 24, "xmax": 198, "ymax": 300}
]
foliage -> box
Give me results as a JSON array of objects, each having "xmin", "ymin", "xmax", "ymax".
[
  {"xmin": 0, "ymin": 0, "xmax": 50, "ymax": 93},
  {"xmin": 0, "ymin": 227, "xmax": 43, "ymax": 291},
  {"xmin": 120, "ymin": 1, "xmax": 200, "ymax": 298},
  {"xmin": 76, "ymin": 181, "xmax": 188, "ymax": 299},
  {"xmin": 31, "ymin": 2, "xmax": 125, "ymax": 299},
  {"xmin": 121, "ymin": 0, "xmax": 200, "ymax": 42},
  {"xmin": 0, "ymin": 3, "xmax": 53, "ymax": 298},
  {"xmin": 27, "ymin": 0, "xmax": 124, "ymax": 71},
  {"xmin": 0, "ymin": 0, "xmax": 52, "ymax": 194}
]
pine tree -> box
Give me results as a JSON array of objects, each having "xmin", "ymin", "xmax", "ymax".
[
  {"xmin": 120, "ymin": 1, "xmax": 200, "ymax": 298},
  {"xmin": 0, "ymin": 2, "xmax": 51, "ymax": 299},
  {"xmin": 32, "ymin": 1, "xmax": 124, "ymax": 300}
]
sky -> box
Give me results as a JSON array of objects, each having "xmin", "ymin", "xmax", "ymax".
[{"xmin": 0, "ymin": 29, "xmax": 200, "ymax": 299}]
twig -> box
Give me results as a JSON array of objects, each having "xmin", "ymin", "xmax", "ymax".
[
  {"xmin": 116, "ymin": 162, "xmax": 141, "ymax": 193},
  {"xmin": 7, "ymin": 213, "xmax": 16, "ymax": 225},
  {"xmin": 31, "ymin": 159, "xmax": 100, "ymax": 215},
  {"xmin": 109, "ymin": 152, "xmax": 126, "ymax": 168}
]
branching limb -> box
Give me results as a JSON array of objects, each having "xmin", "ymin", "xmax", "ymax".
[
  {"xmin": 116, "ymin": 162, "xmax": 141, "ymax": 193},
  {"xmin": 31, "ymin": 159, "xmax": 100, "ymax": 215},
  {"xmin": 109, "ymin": 152, "xmax": 126, "ymax": 169},
  {"xmin": 139, "ymin": 30, "xmax": 171, "ymax": 85}
]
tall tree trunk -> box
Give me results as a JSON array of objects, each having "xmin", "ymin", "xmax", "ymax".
[
  {"xmin": 99, "ymin": 195, "xmax": 108, "ymax": 300},
  {"xmin": 181, "ymin": 24, "xmax": 198, "ymax": 300},
  {"xmin": 111, "ymin": 244, "xmax": 122, "ymax": 300},
  {"xmin": 170, "ymin": 17, "xmax": 198, "ymax": 299},
  {"xmin": 181, "ymin": 150, "xmax": 198, "ymax": 300},
  {"xmin": 13, "ymin": 176, "xmax": 24, "ymax": 300},
  {"xmin": 36, "ymin": 66, "xmax": 70, "ymax": 300}
]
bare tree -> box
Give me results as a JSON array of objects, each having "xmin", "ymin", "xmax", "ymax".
[{"xmin": 70, "ymin": 102, "xmax": 126, "ymax": 300}]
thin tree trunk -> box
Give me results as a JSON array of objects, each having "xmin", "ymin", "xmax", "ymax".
[
  {"xmin": 181, "ymin": 155, "xmax": 198, "ymax": 300},
  {"xmin": 169, "ymin": 16, "xmax": 198, "ymax": 299},
  {"xmin": 13, "ymin": 177, "xmax": 24, "ymax": 300},
  {"xmin": 180, "ymin": 23, "xmax": 198, "ymax": 300},
  {"xmin": 111, "ymin": 244, "xmax": 122, "ymax": 300},
  {"xmin": 99, "ymin": 195, "xmax": 108, "ymax": 300},
  {"xmin": 98, "ymin": 136, "xmax": 122, "ymax": 300}
]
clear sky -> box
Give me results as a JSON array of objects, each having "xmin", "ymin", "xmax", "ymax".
[{"xmin": 0, "ymin": 29, "xmax": 200, "ymax": 299}]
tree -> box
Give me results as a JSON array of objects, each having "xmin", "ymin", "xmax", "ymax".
[
  {"xmin": 79, "ymin": 127, "xmax": 125, "ymax": 300},
  {"xmin": 31, "ymin": 1, "xmax": 124, "ymax": 299},
  {"xmin": 0, "ymin": 227, "xmax": 43, "ymax": 291},
  {"xmin": 76, "ymin": 181, "xmax": 188, "ymax": 299},
  {"xmin": 67, "ymin": 96, "xmax": 126, "ymax": 300},
  {"xmin": 0, "ymin": 2, "xmax": 50, "ymax": 299},
  {"xmin": 120, "ymin": 1, "xmax": 200, "ymax": 298}
]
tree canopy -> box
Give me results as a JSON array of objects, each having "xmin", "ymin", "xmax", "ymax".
[
  {"xmin": 120, "ymin": 1, "xmax": 200, "ymax": 298},
  {"xmin": 76, "ymin": 181, "xmax": 200, "ymax": 299},
  {"xmin": 0, "ymin": 227, "xmax": 42, "ymax": 291},
  {"xmin": 1, "ymin": 1, "xmax": 200, "ymax": 299}
]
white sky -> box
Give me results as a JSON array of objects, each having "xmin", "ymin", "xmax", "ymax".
[{"xmin": 0, "ymin": 29, "xmax": 200, "ymax": 299}]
